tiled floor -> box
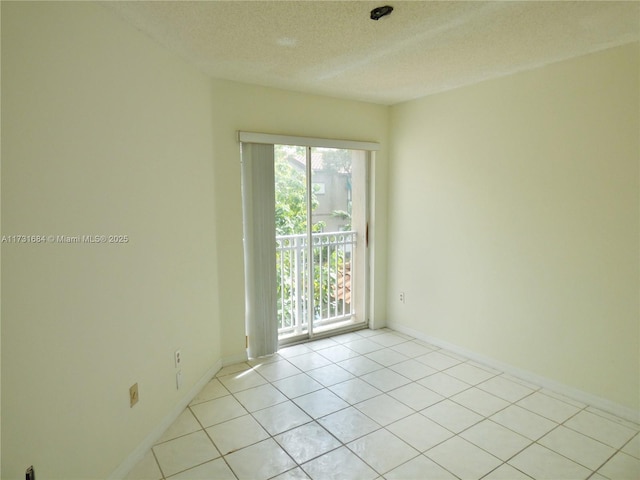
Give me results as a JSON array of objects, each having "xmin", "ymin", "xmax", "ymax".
[{"xmin": 125, "ymin": 328, "xmax": 640, "ymax": 480}]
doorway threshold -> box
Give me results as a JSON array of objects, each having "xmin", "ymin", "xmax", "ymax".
[{"xmin": 278, "ymin": 319, "xmax": 368, "ymax": 348}]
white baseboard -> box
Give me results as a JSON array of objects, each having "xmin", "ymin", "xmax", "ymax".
[
  {"xmin": 109, "ymin": 359, "xmax": 223, "ymax": 480},
  {"xmin": 222, "ymin": 352, "xmax": 248, "ymax": 366},
  {"xmin": 387, "ymin": 321, "xmax": 640, "ymax": 425}
]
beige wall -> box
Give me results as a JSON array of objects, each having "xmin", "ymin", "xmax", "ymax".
[
  {"xmin": 1, "ymin": 3, "xmax": 221, "ymax": 478},
  {"xmin": 388, "ymin": 43, "xmax": 639, "ymax": 412},
  {"xmin": 1, "ymin": 2, "xmax": 389, "ymax": 478}
]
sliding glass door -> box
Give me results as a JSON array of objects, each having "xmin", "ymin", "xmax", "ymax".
[
  {"xmin": 275, "ymin": 145, "xmax": 368, "ymax": 344},
  {"xmin": 240, "ymin": 132, "xmax": 377, "ymax": 357}
]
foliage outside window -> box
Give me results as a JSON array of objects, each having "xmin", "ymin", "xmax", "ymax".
[{"xmin": 275, "ymin": 146, "xmax": 352, "ymax": 330}]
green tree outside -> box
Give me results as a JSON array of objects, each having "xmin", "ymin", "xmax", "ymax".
[{"xmin": 274, "ymin": 145, "xmax": 351, "ymax": 331}]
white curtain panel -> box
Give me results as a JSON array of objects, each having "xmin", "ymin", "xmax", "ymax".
[{"xmin": 240, "ymin": 142, "xmax": 278, "ymax": 358}]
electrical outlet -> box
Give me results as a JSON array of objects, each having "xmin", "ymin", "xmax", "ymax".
[
  {"xmin": 399, "ymin": 292, "xmax": 405, "ymax": 303},
  {"xmin": 176, "ymin": 370, "xmax": 183, "ymax": 390},
  {"xmin": 174, "ymin": 349, "xmax": 181, "ymax": 368},
  {"xmin": 129, "ymin": 383, "xmax": 139, "ymax": 407}
]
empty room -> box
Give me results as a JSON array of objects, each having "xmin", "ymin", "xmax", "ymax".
[{"xmin": 1, "ymin": 1, "xmax": 638, "ymax": 479}]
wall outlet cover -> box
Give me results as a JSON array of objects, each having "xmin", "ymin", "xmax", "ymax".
[{"xmin": 129, "ymin": 383, "xmax": 139, "ymax": 407}]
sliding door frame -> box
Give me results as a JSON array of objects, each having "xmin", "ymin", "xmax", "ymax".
[{"xmin": 239, "ymin": 132, "xmax": 380, "ymax": 350}]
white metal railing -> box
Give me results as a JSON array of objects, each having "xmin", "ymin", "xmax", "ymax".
[{"xmin": 276, "ymin": 231, "xmax": 356, "ymax": 336}]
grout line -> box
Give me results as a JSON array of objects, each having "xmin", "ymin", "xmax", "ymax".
[
  {"xmin": 199, "ymin": 415, "xmax": 239, "ymax": 480},
  {"xmin": 142, "ymin": 328, "xmax": 639, "ymax": 480},
  {"xmin": 149, "ymin": 447, "xmax": 165, "ymax": 480}
]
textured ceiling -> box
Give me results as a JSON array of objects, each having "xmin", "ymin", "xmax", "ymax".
[{"xmin": 106, "ymin": 1, "xmax": 640, "ymax": 105}]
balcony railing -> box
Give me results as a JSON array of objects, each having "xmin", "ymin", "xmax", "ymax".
[{"xmin": 276, "ymin": 231, "xmax": 356, "ymax": 336}]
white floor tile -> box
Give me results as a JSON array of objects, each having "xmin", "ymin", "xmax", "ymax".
[
  {"xmin": 622, "ymin": 433, "xmax": 640, "ymax": 459},
  {"xmin": 364, "ymin": 349, "xmax": 409, "ymax": 367},
  {"xmin": 360, "ymin": 368, "xmax": 411, "ymax": 392},
  {"xmin": 347, "ymin": 429, "xmax": 419, "ymax": 475},
  {"xmin": 343, "ymin": 338, "xmax": 385, "ymax": 355},
  {"xmin": 356, "ymin": 328, "xmax": 385, "ymax": 338},
  {"xmin": 128, "ymin": 328, "xmax": 640, "ymax": 480},
  {"xmin": 216, "ymin": 363, "xmax": 252, "ymax": 377},
  {"xmin": 306, "ymin": 363, "xmax": 355, "ymax": 386},
  {"xmin": 421, "ymin": 399, "xmax": 484, "ymax": 433},
  {"xmin": 386, "ymin": 413, "xmax": 453, "ymax": 452},
  {"xmin": 477, "ymin": 375, "xmax": 535, "ymax": 403},
  {"xmin": 564, "ymin": 410, "xmax": 638, "ymax": 449},
  {"xmin": 256, "ymin": 360, "xmax": 303, "ymax": 382},
  {"xmin": 271, "ymin": 466, "xmax": 311, "ymax": 479},
  {"xmin": 156, "ymin": 408, "xmax": 201, "ymax": 444},
  {"xmin": 329, "ymin": 377, "xmax": 383, "ymax": 404},
  {"xmin": 516, "ymin": 391, "xmax": 582, "ymax": 423},
  {"xmin": 225, "ymin": 438, "xmax": 297, "ymax": 480},
  {"xmin": 189, "ymin": 395, "xmax": 247, "ymax": 427},
  {"xmin": 445, "ymin": 362, "xmax": 496, "ymax": 385},
  {"xmin": 337, "ymin": 356, "xmax": 384, "ymax": 376},
  {"xmin": 167, "ymin": 458, "xmax": 236, "ymax": 480},
  {"xmin": 301, "ymin": 446, "xmax": 378, "ymax": 480},
  {"xmin": 252, "ymin": 401, "xmax": 313, "ymax": 435},
  {"xmin": 388, "ymin": 359, "xmax": 437, "ymax": 381},
  {"xmin": 425, "ymin": 436, "xmax": 502, "ymax": 479},
  {"xmin": 153, "ymin": 430, "xmax": 220, "ymax": 478},
  {"xmin": 286, "ymin": 351, "xmax": 332, "ymax": 371},
  {"xmin": 124, "ymin": 450, "xmax": 162, "ymax": 480},
  {"xmin": 318, "ymin": 406, "xmax": 381, "ymax": 443},
  {"xmin": 482, "ymin": 463, "xmax": 533, "ymax": 479},
  {"xmin": 584, "ymin": 406, "xmax": 640, "ymax": 431},
  {"xmin": 415, "ymin": 351, "xmax": 462, "ymax": 370},
  {"xmin": 451, "ymin": 387, "xmax": 510, "ymax": 417},
  {"xmin": 460, "ymin": 419, "xmax": 531, "ymax": 461},
  {"xmin": 331, "ymin": 332, "xmax": 365, "ymax": 344},
  {"xmin": 189, "ymin": 378, "xmax": 229, "ymax": 405},
  {"xmin": 467, "ymin": 361, "xmax": 502, "ymax": 375},
  {"xmin": 499, "ymin": 374, "xmax": 540, "ymax": 391},
  {"xmin": 597, "ymin": 451, "xmax": 640, "ymax": 480},
  {"xmin": 272, "ymin": 373, "xmax": 324, "ymax": 398},
  {"xmin": 411, "ymin": 338, "xmax": 440, "ymax": 349},
  {"xmin": 368, "ymin": 332, "xmax": 409, "ymax": 347},
  {"xmin": 541, "ymin": 389, "xmax": 587, "ymax": 409},
  {"xmin": 293, "ymin": 389, "xmax": 349, "ymax": 418},
  {"xmin": 388, "ymin": 382, "xmax": 444, "ymax": 410},
  {"xmin": 384, "ymin": 454, "xmax": 457, "ymax": 479},
  {"xmin": 305, "ymin": 337, "xmax": 339, "ymax": 351},
  {"xmin": 234, "ymin": 383, "xmax": 288, "ymax": 412},
  {"xmin": 278, "ymin": 344, "xmax": 313, "ymax": 358},
  {"xmin": 316, "ymin": 344, "xmax": 361, "ymax": 362},
  {"xmin": 274, "ymin": 422, "xmax": 341, "ymax": 464},
  {"xmin": 247, "ymin": 353, "xmax": 284, "ymax": 367},
  {"xmin": 356, "ymin": 394, "xmax": 414, "ymax": 426},
  {"xmin": 538, "ymin": 425, "xmax": 615, "ymax": 470},
  {"xmin": 509, "ymin": 443, "xmax": 592, "ymax": 480},
  {"xmin": 206, "ymin": 414, "xmax": 270, "ymax": 455},
  {"xmin": 438, "ymin": 350, "xmax": 469, "ymax": 362},
  {"xmin": 418, "ymin": 372, "xmax": 471, "ymax": 397},
  {"xmin": 490, "ymin": 405, "xmax": 557, "ymax": 440},
  {"xmin": 217, "ymin": 368, "xmax": 267, "ymax": 393},
  {"xmin": 389, "ymin": 340, "xmax": 435, "ymax": 358}
]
